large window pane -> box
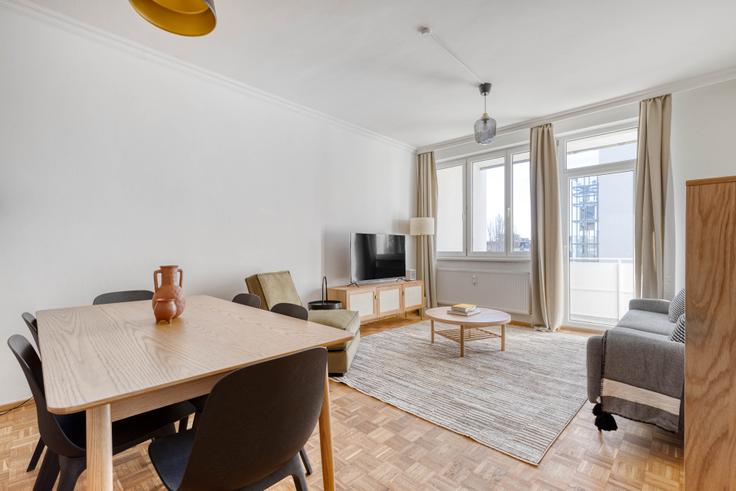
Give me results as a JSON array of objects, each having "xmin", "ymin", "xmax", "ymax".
[
  {"xmin": 566, "ymin": 128, "xmax": 637, "ymax": 169},
  {"xmin": 437, "ymin": 165, "xmax": 464, "ymax": 253},
  {"xmin": 568, "ymin": 170, "xmax": 634, "ymax": 325},
  {"xmin": 472, "ymin": 157, "xmax": 505, "ymax": 253},
  {"xmin": 512, "ymin": 151, "xmax": 531, "ymax": 253}
]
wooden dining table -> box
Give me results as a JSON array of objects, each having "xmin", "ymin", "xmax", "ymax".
[{"xmin": 37, "ymin": 295, "xmax": 353, "ymax": 491}]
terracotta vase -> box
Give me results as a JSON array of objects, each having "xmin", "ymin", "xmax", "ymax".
[
  {"xmin": 153, "ymin": 298, "xmax": 177, "ymax": 324},
  {"xmin": 152, "ymin": 265, "xmax": 185, "ymax": 319}
]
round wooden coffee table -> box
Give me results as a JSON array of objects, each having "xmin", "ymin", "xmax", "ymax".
[{"xmin": 424, "ymin": 307, "xmax": 512, "ymax": 357}]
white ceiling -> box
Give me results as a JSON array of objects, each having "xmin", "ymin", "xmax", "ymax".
[{"xmin": 24, "ymin": 0, "xmax": 736, "ymax": 147}]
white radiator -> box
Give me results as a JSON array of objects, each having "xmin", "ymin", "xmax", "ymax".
[{"xmin": 437, "ymin": 267, "xmax": 531, "ymax": 315}]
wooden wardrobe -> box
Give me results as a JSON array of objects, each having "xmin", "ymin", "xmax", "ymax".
[{"xmin": 685, "ymin": 176, "xmax": 736, "ymax": 489}]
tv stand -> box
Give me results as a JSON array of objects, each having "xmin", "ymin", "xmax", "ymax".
[{"xmin": 327, "ymin": 279, "xmax": 424, "ymax": 324}]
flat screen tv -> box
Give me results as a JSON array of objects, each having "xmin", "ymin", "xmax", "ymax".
[{"xmin": 350, "ymin": 233, "xmax": 406, "ymax": 284}]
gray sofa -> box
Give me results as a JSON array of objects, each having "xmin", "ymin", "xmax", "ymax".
[{"xmin": 586, "ymin": 296, "xmax": 684, "ymax": 433}]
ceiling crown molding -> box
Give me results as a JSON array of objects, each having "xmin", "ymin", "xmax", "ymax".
[
  {"xmin": 1, "ymin": 0, "xmax": 417, "ymax": 153},
  {"xmin": 418, "ymin": 65, "xmax": 736, "ymax": 154}
]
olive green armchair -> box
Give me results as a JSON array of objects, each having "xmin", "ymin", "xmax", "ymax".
[{"xmin": 245, "ymin": 271, "xmax": 361, "ymax": 375}]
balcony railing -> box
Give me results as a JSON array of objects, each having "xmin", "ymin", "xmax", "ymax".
[{"xmin": 569, "ymin": 257, "xmax": 633, "ymax": 326}]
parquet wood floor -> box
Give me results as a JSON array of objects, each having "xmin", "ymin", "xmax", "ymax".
[{"xmin": 0, "ymin": 313, "xmax": 684, "ymax": 490}]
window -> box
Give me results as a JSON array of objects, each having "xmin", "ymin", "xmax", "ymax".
[
  {"xmin": 434, "ymin": 122, "xmax": 636, "ymax": 325},
  {"xmin": 561, "ymin": 126, "xmax": 637, "ymax": 327},
  {"xmin": 471, "ymin": 156, "xmax": 505, "ymax": 253},
  {"xmin": 512, "ymin": 151, "xmax": 531, "ymax": 253},
  {"xmin": 436, "ymin": 163, "xmax": 464, "ymax": 254},
  {"xmin": 566, "ymin": 128, "xmax": 637, "ymax": 169},
  {"xmin": 436, "ymin": 146, "xmax": 531, "ymax": 258}
]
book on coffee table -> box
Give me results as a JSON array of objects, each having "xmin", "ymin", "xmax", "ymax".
[
  {"xmin": 451, "ymin": 303, "xmax": 477, "ymax": 313},
  {"xmin": 447, "ymin": 308, "xmax": 481, "ymax": 317}
]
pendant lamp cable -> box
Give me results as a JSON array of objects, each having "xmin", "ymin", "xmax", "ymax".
[{"xmin": 419, "ymin": 26, "xmax": 483, "ymax": 84}]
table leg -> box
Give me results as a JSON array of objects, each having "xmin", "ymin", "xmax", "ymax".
[
  {"xmin": 319, "ymin": 368, "xmax": 336, "ymax": 491},
  {"xmin": 431, "ymin": 319, "xmax": 435, "ymax": 343},
  {"xmin": 501, "ymin": 324, "xmax": 506, "ymax": 351},
  {"xmin": 86, "ymin": 404, "xmax": 113, "ymax": 491},
  {"xmin": 460, "ymin": 325, "xmax": 465, "ymax": 357}
]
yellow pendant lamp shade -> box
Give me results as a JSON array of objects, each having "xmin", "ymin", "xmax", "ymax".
[{"xmin": 129, "ymin": 0, "xmax": 216, "ymax": 36}]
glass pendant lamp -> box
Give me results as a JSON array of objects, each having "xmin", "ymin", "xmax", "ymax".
[{"xmin": 474, "ymin": 82, "xmax": 497, "ymax": 145}]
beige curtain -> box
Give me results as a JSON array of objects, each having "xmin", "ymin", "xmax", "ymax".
[
  {"xmin": 530, "ymin": 124, "xmax": 563, "ymax": 330},
  {"xmin": 635, "ymin": 94, "xmax": 672, "ymax": 299},
  {"xmin": 416, "ymin": 151, "xmax": 438, "ymax": 308}
]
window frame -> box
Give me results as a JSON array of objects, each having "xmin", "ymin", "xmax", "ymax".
[
  {"xmin": 436, "ymin": 160, "xmax": 467, "ymax": 257},
  {"xmin": 558, "ymin": 123, "xmax": 638, "ymax": 330},
  {"xmin": 509, "ymin": 149, "xmax": 532, "ymax": 257},
  {"xmin": 468, "ymin": 151, "xmax": 507, "ymax": 258},
  {"xmin": 436, "ymin": 145, "xmax": 531, "ymax": 259}
]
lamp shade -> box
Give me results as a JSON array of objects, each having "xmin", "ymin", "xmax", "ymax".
[
  {"xmin": 474, "ymin": 113, "xmax": 497, "ymax": 145},
  {"xmin": 129, "ymin": 0, "xmax": 216, "ymax": 36},
  {"xmin": 410, "ymin": 217, "xmax": 435, "ymax": 236}
]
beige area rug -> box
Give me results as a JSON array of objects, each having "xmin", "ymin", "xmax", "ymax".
[{"xmin": 333, "ymin": 321, "xmax": 588, "ymax": 465}]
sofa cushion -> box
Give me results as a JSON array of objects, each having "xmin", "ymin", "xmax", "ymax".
[
  {"xmin": 668, "ymin": 289, "xmax": 685, "ymax": 323},
  {"xmin": 613, "ymin": 326, "xmax": 672, "ymax": 342},
  {"xmin": 670, "ymin": 314, "xmax": 686, "ymax": 343},
  {"xmin": 617, "ymin": 309, "xmax": 675, "ymax": 336},
  {"xmin": 308, "ymin": 310, "xmax": 360, "ymax": 350}
]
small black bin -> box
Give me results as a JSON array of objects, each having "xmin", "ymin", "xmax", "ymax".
[
  {"xmin": 308, "ymin": 300, "xmax": 342, "ymax": 311},
  {"xmin": 308, "ymin": 276, "xmax": 342, "ymax": 310}
]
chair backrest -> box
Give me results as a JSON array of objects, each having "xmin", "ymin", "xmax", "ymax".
[
  {"xmin": 232, "ymin": 293, "xmax": 261, "ymax": 309},
  {"xmin": 7, "ymin": 335, "xmax": 85, "ymax": 458},
  {"xmin": 22, "ymin": 312, "xmax": 39, "ymax": 349},
  {"xmin": 245, "ymin": 271, "xmax": 303, "ymax": 310},
  {"xmin": 178, "ymin": 348, "xmax": 327, "ymax": 490},
  {"xmin": 270, "ymin": 302, "xmax": 308, "ymax": 320},
  {"xmin": 93, "ymin": 290, "xmax": 154, "ymax": 305}
]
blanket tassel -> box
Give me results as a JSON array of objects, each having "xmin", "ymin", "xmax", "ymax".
[{"xmin": 593, "ymin": 403, "xmax": 618, "ymax": 431}]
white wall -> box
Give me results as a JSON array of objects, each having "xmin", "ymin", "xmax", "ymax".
[
  {"xmin": 671, "ymin": 79, "xmax": 736, "ymax": 290},
  {"xmin": 0, "ymin": 6, "xmax": 415, "ymax": 404}
]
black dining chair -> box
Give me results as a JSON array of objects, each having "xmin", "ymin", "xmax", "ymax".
[
  {"xmin": 232, "ymin": 293, "xmax": 262, "ymax": 309},
  {"xmin": 8, "ymin": 335, "xmax": 195, "ymax": 491},
  {"xmin": 92, "ymin": 289, "xmax": 154, "ymax": 305},
  {"xmin": 148, "ymin": 347, "xmax": 327, "ymax": 491},
  {"xmin": 21, "ymin": 312, "xmax": 45, "ymax": 473},
  {"xmin": 22, "ymin": 312, "xmax": 40, "ymax": 350},
  {"xmin": 180, "ymin": 293, "xmax": 266, "ymax": 434},
  {"xmin": 270, "ymin": 302, "xmax": 309, "ymax": 320},
  {"xmin": 268, "ymin": 302, "xmax": 314, "ymax": 475},
  {"xmin": 186, "ymin": 292, "xmax": 318, "ymax": 477}
]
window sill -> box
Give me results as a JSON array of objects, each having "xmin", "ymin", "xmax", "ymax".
[{"xmin": 438, "ymin": 256, "xmax": 531, "ymax": 263}]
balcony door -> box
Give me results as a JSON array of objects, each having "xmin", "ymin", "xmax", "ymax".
[{"xmin": 561, "ymin": 127, "xmax": 637, "ymax": 328}]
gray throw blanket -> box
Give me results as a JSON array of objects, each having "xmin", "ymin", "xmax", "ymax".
[{"xmin": 597, "ymin": 329, "xmax": 684, "ymax": 433}]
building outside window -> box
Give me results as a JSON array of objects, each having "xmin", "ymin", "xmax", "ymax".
[{"xmin": 569, "ymin": 175, "xmax": 599, "ymax": 258}]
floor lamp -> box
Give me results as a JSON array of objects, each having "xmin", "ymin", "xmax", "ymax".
[{"xmin": 410, "ymin": 218, "xmax": 435, "ymax": 305}]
